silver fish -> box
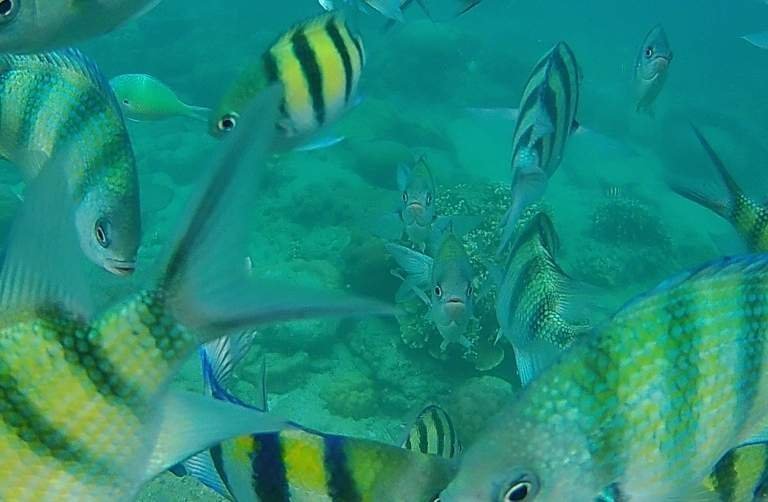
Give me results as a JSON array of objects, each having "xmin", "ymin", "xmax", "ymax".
[
  {"xmin": 399, "ymin": 156, "xmax": 437, "ymax": 251},
  {"xmin": 634, "ymin": 25, "xmax": 673, "ymax": 114},
  {"xmin": 0, "ymin": 0, "xmax": 162, "ymax": 54}
]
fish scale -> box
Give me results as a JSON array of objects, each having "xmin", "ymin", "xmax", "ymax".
[{"xmin": 444, "ymin": 255, "xmax": 768, "ymax": 500}]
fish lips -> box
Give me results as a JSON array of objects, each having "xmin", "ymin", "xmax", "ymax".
[
  {"xmin": 403, "ymin": 202, "xmax": 430, "ymax": 224},
  {"xmin": 104, "ymin": 259, "xmax": 137, "ymax": 276},
  {"xmin": 442, "ymin": 297, "xmax": 467, "ymax": 321}
]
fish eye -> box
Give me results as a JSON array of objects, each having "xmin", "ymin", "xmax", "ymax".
[
  {"xmin": 217, "ymin": 113, "xmax": 238, "ymax": 132},
  {"xmin": 0, "ymin": 0, "xmax": 18, "ymax": 21},
  {"xmin": 434, "ymin": 285, "xmax": 442, "ymax": 297},
  {"xmin": 94, "ymin": 219, "xmax": 111, "ymax": 248},
  {"xmin": 122, "ymin": 99, "xmax": 129, "ymax": 105},
  {"xmin": 426, "ymin": 192, "xmax": 433, "ymax": 205},
  {"xmin": 503, "ymin": 480, "xmax": 537, "ymax": 501},
  {"xmin": 402, "ymin": 192, "xmax": 408, "ymax": 203},
  {"xmin": 644, "ymin": 46, "xmax": 654, "ymax": 58}
]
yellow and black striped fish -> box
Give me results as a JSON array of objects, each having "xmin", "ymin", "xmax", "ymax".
[
  {"xmin": 401, "ymin": 404, "xmax": 462, "ymax": 459},
  {"xmin": 670, "ymin": 125, "xmax": 768, "ymax": 252},
  {"xmin": 210, "ymin": 13, "xmax": 364, "ymax": 149},
  {"xmin": 705, "ymin": 443, "xmax": 768, "ymax": 501},
  {"xmin": 0, "ymin": 88, "xmax": 385, "ymax": 500},
  {"xmin": 174, "ymin": 337, "xmax": 458, "ymax": 501},
  {"xmin": 499, "ymin": 41, "xmax": 580, "ymax": 252}
]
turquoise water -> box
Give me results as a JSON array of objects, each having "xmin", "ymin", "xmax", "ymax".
[{"xmin": 6, "ymin": 0, "xmax": 768, "ymax": 499}]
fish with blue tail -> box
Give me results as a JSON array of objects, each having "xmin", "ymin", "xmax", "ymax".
[
  {"xmin": 494, "ymin": 211, "xmax": 592, "ymax": 387},
  {"xmin": 634, "ymin": 25, "xmax": 673, "ymax": 115},
  {"xmin": 0, "ymin": 48, "xmax": 140, "ymax": 276},
  {"xmin": 210, "ymin": 12, "xmax": 363, "ymax": 152},
  {"xmin": 387, "ymin": 225, "xmax": 477, "ymax": 351},
  {"xmin": 442, "ymin": 253, "xmax": 768, "ymax": 501},
  {"xmin": 671, "ymin": 125, "xmax": 768, "ymax": 253},
  {"xmin": 171, "ymin": 334, "xmax": 459, "ymax": 501},
  {"xmin": 498, "ymin": 41, "xmax": 581, "ymax": 253},
  {"xmin": 0, "ymin": 0, "xmax": 161, "ymax": 53},
  {"xmin": 0, "ymin": 86, "xmax": 390, "ymax": 500},
  {"xmin": 110, "ymin": 73, "xmax": 210, "ymax": 123}
]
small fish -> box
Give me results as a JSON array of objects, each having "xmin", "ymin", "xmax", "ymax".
[
  {"xmin": 320, "ymin": 0, "xmax": 405, "ymax": 21},
  {"xmin": 398, "ymin": 156, "xmax": 437, "ymax": 250},
  {"xmin": 0, "ymin": 48, "xmax": 140, "ymax": 276},
  {"xmin": 173, "ymin": 334, "xmax": 458, "ymax": 501},
  {"xmin": 0, "ymin": 87, "xmax": 390, "ymax": 499},
  {"xmin": 210, "ymin": 13, "xmax": 364, "ymax": 151},
  {"xmin": 494, "ymin": 212, "xmax": 591, "ymax": 386},
  {"xmin": 0, "ymin": 0, "xmax": 162, "ymax": 53},
  {"xmin": 387, "ymin": 226, "xmax": 477, "ymax": 351},
  {"xmin": 442, "ymin": 254, "xmax": 768, "ymax": 501},
  {"xmin": 110, "ymin": 73, "xmax": 210, "ymax": 123},
  {"xmin": 704, "ymin": 442, "xmax": 768, "ymax": 501},
  {"xmin": 498, "ymin": 42, "xmax": 581, "ymax": 252},
  {"xmin": 741, "ymin": 31, "xmax": 768, "ymax": 50},
  {"xmin": 401, "ymin": 404, "xmax": 462, "ymax": 459},
  {"xmin": 634, "ymin": 25, "xmax": 673, "ymax": 115},
  {"xmin": 670, "ymin": 125, "xmax": 768, "ymax": 252}
]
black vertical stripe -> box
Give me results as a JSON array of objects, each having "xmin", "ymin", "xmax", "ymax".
[
  {"xmin": 210, "ymin": 444, "xmax": 235, "ymax": 498},
  {"xmin": 711, "ymin": 448, "xmax": 737, "ymax": 501},
  {"xmin": 325, "ymin": 19, "xmax": 353, "ymax": 104},
  {"xmin": 417, "ymin": 420, "xmax": 429, "ymax": 454},
  {"xmin": 430, "ymin": 408, "xmax": 445, "ymax": 457},
  {"xmin": 445, "ymin": 410, "xmax": 457, "ymax": 457},
  {"xmin": 323, "ymin": 435, "xmax": 361, "ymax": 502},
  {"xmin": 262, "ymin": 52, "xmax": 279, "ymax": 84},
  {"xmin": 348, "ymin": 25, "xmax": 365, "ymax": 69},
  {"xmin": 290, "ymin": 28, "xmax": 326, "ymax": 125},
  {"xmin": 251, "ymin": 433, "xmax": 290, "ymax": 501}
]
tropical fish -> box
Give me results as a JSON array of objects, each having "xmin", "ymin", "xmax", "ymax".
[
  {"xmin": 401, "ymin": 404, "xmax": 462, "ymax": 459},
  {"xmin": 494, "ymin": 211, "xmax": 591, "ymax": 386},
  {"xmin": 387, "ymin": 227, "xmax": 477, "ymax": 351},
  {"xmin": 319, "ymin": 0, "xmax": 405, "ymax": 21},
  {"xmin": 172, "ymin": 334, "xmax": 458, "ymax": 501},
  {"xmin": 210, "ymin": 12, "xmax": 364, "ymax": 151},
  {"xmin": 0, "ymin": 0, "xmax": 162, "ymax": 54},
  {"xmin": 442, "ymin": 254, "xmax": 768, "ymax": 501},
  {"xmin": 0, "ymin": 86, "xmax": 389, "ymax": 500},
  {"xmin": 498, "ymin": 42, "xmax": 581, "ymax": 252},
  {"xmin": 110, "ymin": 73, "xmax": 210, "ymax": 123},
  {"xmin": 670, "ymin": 125, "xmax": 768, "ymax": 252},
  {"xmin": 704, "ymin": 442, "xmax": 768, "ymax": 501},
  {"xmin": 634, "ymin": 25, "xmax": 673, "ymax": 115},
  {"xmin": 0, "ymin": 49, "xmax": 140, "ymax": 276}
]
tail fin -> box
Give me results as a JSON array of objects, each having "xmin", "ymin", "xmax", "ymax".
[
  {"xmin": 690, "ymin": 124, "xmax": 744, "ymax": 200},
  {"xmin": 159, "ymin": 85, "xmax": 392, "ymax": 338},
  {"xmin": 669, "ymin": 183, "xmax": 729, "ymax": 219}
]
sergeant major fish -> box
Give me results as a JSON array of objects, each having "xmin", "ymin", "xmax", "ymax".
[
  {"xmin": 171, "ymin": 334, "xmax": 459, "ymax": 501},
  {"xmin": 0, "ymin": 87, "xmax": 389, "ymax": 500},
  {"xmin": 442, "ymin": 254, "xmax": 768, "ymax": 501},
  {"xmin": 498, "ymin": 42, "xmax": 580, "ymax": 252},
  {"xmin": 387, "ymin": 227, "xmax": 476, "ymax": 351},
  {"xmin": 110, "ymin": 73, "xmax": 210, "ymax": 123},
  {"xmin": 671, "ymin": 125, "xmax": 768, "ymax": 252},
  {"xmin": 210, "ymin": 13, "xmax": 364, "ymax": 152},
  {"xmin": 494, "ymin": 211, "xmax": 591, "ymax": 387},
  {"xmin": 634, "ymin": 25, "xmax": 673, "ymax": 115},
  {"xmin": 0, "ymin": 49, "xmax": 140, "ymax": 275},
  {"xmin": 0, "ymin": 0, "xmax": 162, "ymax": 53}
]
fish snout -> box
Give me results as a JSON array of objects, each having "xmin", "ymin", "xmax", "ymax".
[
  {"xmin": 443, "ymin": 297, "xmax": 466, "ymax": 321},
  {"xmin": 406, "ymin": 202, "xmax": 425, "ymax": 218}
]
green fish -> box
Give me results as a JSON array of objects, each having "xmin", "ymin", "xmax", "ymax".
[
  {"xmin": 210, "ymin": 13, "xmax": 364, "ymax": 150},
  {"xmin": 0, "ymin": 87, "xmax": 389, "ymax": 500},
  {"xmin": 0, "ymin": 48, "xmax": 140, "ymax": 276},
  {"xmin": 495, "ymin": 211, "xmax": 591, "ymax": 386},
  {"xmin": 0, "ymin": 0, "xmax": 162, "ymax": 53},
  {"xmin": 442, "ymin": 254, "xmax": 768, "ymax": 501},
  {"xmin": 110, "ymin": 73, "xmax": 210, "ymax": 123},
  {"xmin": 172, "ymin": 333, "xmax": 458, "ymax": 501},
  {"xmin": 671, "ymin": 125, "xmax": 768, "ymax": 253}
]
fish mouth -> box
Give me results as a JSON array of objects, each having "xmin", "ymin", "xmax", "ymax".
[{"xmin": 105, "ymin": 259, "xmax": 136, "ymax": 276}]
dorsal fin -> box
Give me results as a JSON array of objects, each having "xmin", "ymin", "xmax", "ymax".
[
  {"xmin": 690, "ymin": 124, "xmax": 744, "ymax": 200},
  {"xmin": 201, "ymin": 331, "xmax": 257, "ymax": 396},
  {"xmin": 1, "ymin": 49, "xmax": 123, "ymax": 120}
]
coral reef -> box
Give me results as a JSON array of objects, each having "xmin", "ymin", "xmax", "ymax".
[{"xmin": 446, "ymin": 376, "xmax": 517, "ymax": 447}]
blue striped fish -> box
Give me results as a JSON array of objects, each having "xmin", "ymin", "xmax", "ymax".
[
  {"xmin": 210, "ymin": 13, "xmax": 364, "ymax": 151},
  {"xmin": 498, "ymin": 42, "xmax": 580, "ymax": 253},
  {"xmin": 442, "ymin": 254, "xmax": 768, "ymax": 501},
  {"xmin": 173, "ymin": 334, "xmax": 458, "ymax": 501},
  {"xmin": 0, "ymin": 48, "xmax": 140, "ymax": 276},
  {"xmin": 0, "ymin": 87, "xmax": 388, "ymax": 500}
]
